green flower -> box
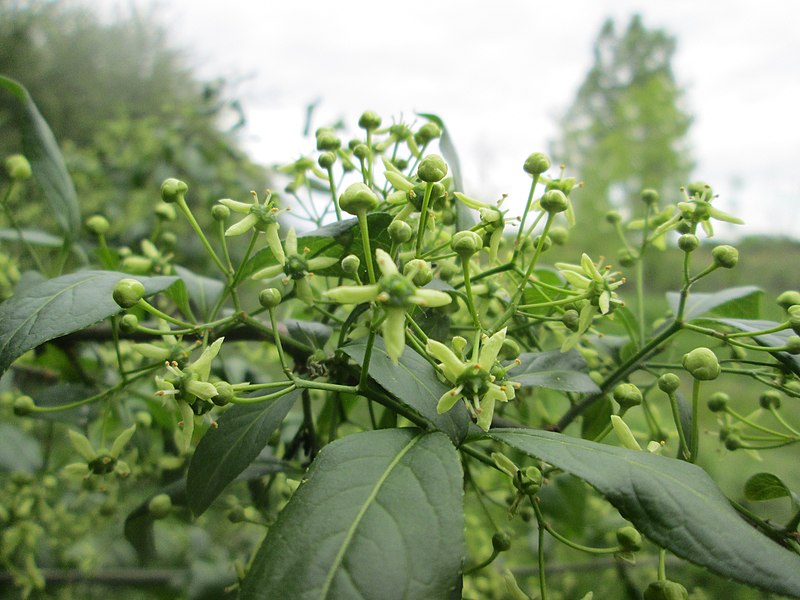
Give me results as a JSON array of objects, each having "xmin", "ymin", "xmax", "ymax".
[
  {"xmin": 426, "ymin": 328, "xmax": 519, "ymax": 431},
  {"xmin": 250, "ymin": 228, "xmax": 339, "ymax": 304},
  {"xmin": 220, "ymin": 191, "xmax": 287, "ymax": 264},
  {"xmin": 63, "ymin": 425, "xmax": 136, "ymax": 479},
  {"xmin": 325, "ymin": 249, "xmax": 452, "ymax": 362},
  {"xmin": 453, "ymin": 192, "xmax": 508, "ymax": 262}
]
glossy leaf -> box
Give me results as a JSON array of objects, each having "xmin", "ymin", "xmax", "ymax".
[
  {"xmin": 173, "ymin": 265, "xmax": 224, "ymax": 320},
  {"xmin": 240, "ymin": 429, "xmax": 464, "ymax": 600},
  {"xmin": 0, "ymin": 76, "xmax": 80, "ymax": 240},
  {"xmin": 490, "ymin": 428, "xmax": 800, "ymax": 597},
  {"xmin": 0, "ymin": 228, "xmax": 63, "ymax": 247},
  {"xmin": 666, "ymin": 285, "xmax": 763, "ymax": 321},
  {"xmin": 744, "ymin": 472, "xmax": 792, "ymax": 502},
  {"xmin": 187, "ymin": 388, "xmax": 299, "ymax": 516},
  {"xmin": 344, "ymin": 338, "xmax": 470, "ymax": 444},
  {"xmin": 699, "ymin": 318, "xmax": 800, "ymax": 376},
  {"xmin": 281, "ymin": 319, "xmax": 333, "ymax": 351},
  {"xmin": 513, "ymin": 349, "xmax": 600, "ymax": 393},
  {"xmin": 0, "ymin": 271, "xmax": 176, "ymax": 376}
]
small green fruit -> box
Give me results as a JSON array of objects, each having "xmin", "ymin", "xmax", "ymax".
[
  {"xmin": 316, "ymin": 131, "xmax": 341, "ymax": 151},
  {"xmin": 523, "ymin": 152, "xmax": 550, "ymax": 176},
  {"xmin": 414, "ymin": 122, "xmax": 441, "ymax": 145},
  {"xmin": 119, "ymin": 313, "xmax": 139, "ymax": 334},
  {"xmin": 5, "ymin": 154, "xmax": 32, "ymax": 180},
  {"xmin": 758, "ymin": 391, "xmax": 781, "ymax": 410},
  {"xmin": 640, "ymin": 189, "xmax": 659, "ymax": 206},
  {"xmin": 707, "ymin": 392, "xmax": 729, "ymax": 412},
  {"xmin": 711, "ymin": 245, "xmax": 738, "ymax": 269},
  {"xmin": 318, "ymin": 151, "xmax": 336, "ymax": 169},
  {"xmin": 417, "ymin": 154, "xmax": 448, "ymax": 183},
  {"xmin": 13, "ymin": 395, "xmax": 35, "ymax": 416},
  {"xmin": 160, "ymin": 178, "xmax": 188, "ymax": 203},
  {"xmin": 112, "ymin": 278, "xmax": 145, "ymax": 309},
  {"xmin": 212, "ymin": 204, "xmax": 230, "ymax": 221},
  {"xmin": 148, "ymin": 494, "xmax": 172, "ymax": 519},
  {"xmin": 339, "ymin": 182, "xmax": 378, "ymax": 215},
  {"xmin": 388, "ymin": 219, "xmax": 413, "ymax": 243},
  {"xmin": 682, "ymin": 347, "xmax": 720, "ymax": 380},
  {"xmin": 776, "ymin": 290, "xmax": 800, "ymax": 310},
  {"xmin": 341, "ymin": 255, "xmax": 360, "ymax": 274}
]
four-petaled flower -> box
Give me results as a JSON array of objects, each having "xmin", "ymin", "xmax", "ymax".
[
  {"xmin": 219, "ymin": 191, "xmax": 287, "ymax": 264},
  {"xmin": 325, "ymin": 249, "xmax": 452, "ymax": 363},
  {"xmin": 426, "ymin": 328, "xmax": 518, "ymax": 431}
]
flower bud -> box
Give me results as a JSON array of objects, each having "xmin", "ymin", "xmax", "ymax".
[
  {"xmin": 605, "ymin": 210, "xmax": 622, "ymax": 224},
  {"xmin": 318, "ymin": 151, "xmax": 336, "ymax": 169},
  {"xmin": 119, "ymin": 313, "xmax": 139, "ymax": 334},
  {"xmin": 388, "ymin": 219, "xmax": 413, "ymax": 243},
  {"xmin": 404, "ymin": 259, "xmax": 433, "ymax": 286},
  {"xmin": 540, "ymin": 189, "xmax": 569, "ymax": 214},
  {"xmin": 160, "ymin": 178, "xmax": 188, "ymax": 203},
  {"xmin": 687, "ymin": 182, "xmax": 712, "ymax": 200},
  {"xmin": 643, "ymin": 580, "xmax": 689, "ymax": 600},
  {"xmin": 677, "ymin": 234, "xmax": 699, "ymax": 253},
  {"xmin": 618, "ymin": 249, "xmax": 636, "ymax": 268},
  {"xmin": 4, "ymin": 154, "xmax": 32, "ymax": 180},
  {"xmin": 155, "ymin": 203, "xmax": 177, "ymax": 221},
  {"xmin": 724, "ymin": 434, "xmax": 742, "ymax": 451},
  {"xmin": 682, "ymin": 347, "xmax": 720, "ymax": 381},
  {"xmin": 341, "ymin": 254, "xmax": 361, "ymax": 274},
  {"xmin": 707, "ymin": 392, "xmax": 729, "ymax": 412},
  {"xmin": 759, "ymin": 390, "xmax": 781, "ymax": 410},
  {"xmin": 711, "ymin": 245, "xmax": 738, "ymax": 269},
  {"xmin": 212, "ymin": 381, "xmax": 235, "ymax": 406},
  {"xmin": 613, "ymin": 383, "xmax": 643, "ymax": 410},
  {"xmin": 339, "ymin": 182, "xmax": 378, "ymax": 215},
  {"xmin": 85, "ymin": 215, "xmax": 110, "ymax": 236},
  {"xmin": 658, "ymin": 373, "xmax": 681, "ymax": 394},
  {"xmin": 112, "ymin": 278, "xmax": 145, "ymax": 309},
  {"xmin": 523, "ymin": 152, "xmax": 550, "ymax": 176},
  {"xmin": 316, "ymin": 131, "xmax": 341, "ymax": 151},
  {"xmin": 616, "ymin": 526, "xmax": 642, "ymax": 552},
  {"xmin": 212, "ymin": 204, "xmax": 230, "ymax": 221},
  {"xmin": 13, "ymin": 395, "xmax": 35, "ymax": 416},
  {"xmin": 417, "ymin": 154, "xmax": 448, "ymax": 183},
  {"xmin": 450, "ymin": 230, "xmax": 482, "ymax": 258},
  {"xmin": 492, "ymin": 531, "xmax": 512, "ymax": 553},
  {"xmin": 641, "ymin": 189, "xmax": 659, "ymax": 206},
  {"xmin": 776, "ymin": 291, "xmax": 800, "ymax": 310},
  {"xmin": 358, "ymin": 111, "xmax": 382, "ymax": 131},
  {"xmin": 414, "ymin": 122, "xmax": 441, "ymax": 145},
  {"xmin": 548, "ymin": 226, "xmax": 569, "ymax": 245},
  {"xmin": 353, "ymin": 143, "xmax": 369, "ymax": 160},
  {"xmin": 258, "ymin": 288, "xmax": 282, "ymax": 309},
  {"xmin": 786, "ymin": 335, "xmax": 800, "ymax": 355},
  {"xmin": 532, "ymin": 235, "xmax": 552, "ymax": 252},
  {"xmin": 148, "ymin": 494, "xmax": 172, "ymax": 519},
  {"xmin": 562, "ymin": 309, "xmax": 580, "ymax": 332},
  {"xmin": 499, "ymin": 338, "xmax": 520, "ymax": 361}
]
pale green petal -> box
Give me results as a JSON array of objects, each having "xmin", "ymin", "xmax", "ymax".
[
  {"xmin": 62, "ymin": 463, "xmax": 91, "ymax": 477},
  {"xmin": 701, "ymin": 219, "xmax": 714, "ymax": 237},
  {"xmin": 384, "ymin": 170, "xmax": 415, "ymax": 192},
  {"xmin": 560, "ymin": 270, "xmax": 592, "ymax": 289},
  {"xmin": 285, "ymin": 227, "xmax": 298, "ymax": 257},
  {"xmin": 186, "ymin": 379, "xmax": 218, "ymax": 402},
  {"xmin": 187, "ymin": 337, "xmax": 224, "ymax": 380},
  {"xmin": 251, "ymin": 263, "xmax": 285, "ymax": 280},
  {"xmin": 708, "ymin": 206, "xmax": 744, "ymax": 225},
  {"xmin": 219, "ymin": 198, "xmax": 253, "ymax": 213},
  {"xmin": 454, "ymin": 191, "xmax": 490, "ymax": 210},
  {"xmin": 382, "ymin": 307, "xmax": 407, "ymax": 363},
  {"xmin": 427, "ymin": 339, "xmax": 466, "ymax": 382},
  {"xmin": 308, "ymin": 256, "xmax": 339, "ymax": 271},
  {"xmin": 294, "ymin": 277, "xmax": 314, "ymax": 305},
  {"xmin": 436, "ymin": 386, "xmax": 464, "ymax": 414},
  {"xmin": 325, "ymin": 284, "xmax": 380, "ymax": 304},
  {"xmin": 110, "ymin": 424, "xmax": 136, "ymax": 459},
  {"xmin": 581, "ymin": 254, "xmax": 603, "ymax": 283},
  {"xmin": 132, "ymin": 343, "xmax": 172, "ymax": 361},
  {"xmin": 68, "ymin": 430, "xmax": 97, "ymax": 462},
  {"xmin": 476, "ymin": 392, "xmax": 497, "ymax": 431},
  {"xmin": 479, "ymin": 328, "xmax": 506, "ymax": 370},
  {"xmin": 225, "ymin": 213, "xmax": 258, "ymax": 236},
  {"xmin": 265, "ymin": 222, "xmax": 285, "ymax": 266},
  {"xmin": 375, "ymin": 249, "xmax": 398, "ymax": 277},
  {"xmin": 178, "ymin": 400, "xmax": 195, "ymax": 454},
  {"xmin": 611, "ymin": 415, "xmax": 642, "ymax": 451},
  {"xmin": 409, "ymin": 289, "xmax": 452, "ymax": 308},
  {"xmin": 598, "ymin": 290, "xmax": 611, "ymax": 315},
  {"xmin": 577, "ymin": 304, "xmax": 597, "ymax": 335}
]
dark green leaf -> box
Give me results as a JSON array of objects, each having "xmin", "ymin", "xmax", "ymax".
[
  {"xmin": 580, "ymin": 395, "xmax": 612, "ymax": 440},
  {"xmin": 744, "ymin": 473, "xmax": 791, "ymax": 502},
  {"xmin": 699, "ymin": 318, "xmax": 800, "ymax": 376},
  {"xmin": 187, "ymin": 388, "xmax": 299, "ymax": 516},
  {"xmin": 240, "ymin": 429, "xmax": 464, "ymax": 600},
  {"xmin": 0, "ymin": 228, "xmax": 63, "ymax": 247},
  {"xmin": 0, "ymin": 76, "xmax": 80, "ymax": 240},
  {"xmin": 521, "ymin": 268, "xmax": 565, "ymax": 314},
  {"xmin": 513, "ymin": 349, "xmax": 600, "ymax": 393},
  {"xmin": 173, "ymin": 265, "xmax": 224, "ymax": 320},
  {"xmin": 0, "ymin": 271, "xmax": 177, "ymax": 376},
  {"xmin": 344, "ymin": 338, "xmax": 470, "ymax": 444},
  {"xmin": 666, "ymin": 286, "xmax": 763, "ymax": 321},
  {"xmin": 281, "ymin": 319, "xmax": 332, "ymax": 351},
  {"xmin": 0, "ymin": 423, "xmax": 42, "ymax": 472},
  {"xmin": 490, "ymin": 429, "xmax": 800, "ymax": 597},
  {"xmin": 30, "ymin": 383, "xmax": 96, "ymax": 424}
]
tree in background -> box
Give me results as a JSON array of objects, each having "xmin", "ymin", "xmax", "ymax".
[{"xmin": 552, "ymin": 15, "xmax": 693, "ymax": 251}]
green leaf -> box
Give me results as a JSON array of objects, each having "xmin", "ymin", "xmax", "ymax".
[
  {"xmin": 744, "ymin": 473, "xmax": 792, "ymax": 502},
  {"xmin": 521, "ymin": 268, "xmax": 565, "ymax": 315},
  {"xmin": 0, "ymin": 228, "xmax": 63, "ymax": 247},
  {"xmin": 0, "ymin": 423, "xmax": 42, "ymax": 472},
  {"xmin": 666, "ymin": 285, "xmax": 763, "ymax": 321},
  {"xmin": 173, "ymin": 265, "xmax": 224, "ymax": 320},
  {"xmin": 344, "ymin": 338, "xmax": 470, "ymax": 444},
  {"xmin": 0, "ymin": 270, "xmax": 177, "ymax": 376},
  {"xmin": 240, "ymin": 429, "xmax": 464, "ymax": 600},
  {"xmin": 187, "ymin": 388, "xmax": 299, "ymax": 517},
  {"xmin": 490, "ymin": 429, "xmax": 800, "ymax": 597},
  {"xmin": 580, "ymin": 394, "xmax": 612, "ymax": 440},
  {"xmin": 282, "ymin": 319, "xmax": 332, "ymax": 351},
  {"xmin": 513, "ymin": 349, "xmax": 600, "ymax": 393},
  {"xmin": 0, "ymin": 76, "xmax": 80, "ymax": 240}
]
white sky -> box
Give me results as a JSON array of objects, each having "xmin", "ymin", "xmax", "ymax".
[{"xmin": 121, "ymin": 0, "xmax": 799, "ymax": 239}]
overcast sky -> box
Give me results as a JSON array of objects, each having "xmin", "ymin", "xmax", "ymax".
[{"xmin": 119, "ymin": 0, "xmax": 799, "ymax": 239}]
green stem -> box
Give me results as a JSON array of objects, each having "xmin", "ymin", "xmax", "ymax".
[
  {"xmin": 1, "ymin": 182, "xmax": 47, "ymax": 273},
  {"xmin": 326, "ymin": 166, "xmax": 341, "ymax": 220},
  {"xmin": 533, "ymin": 497, "xmax": 549, "ymax": 600},
  {"xmin": 29, "ymin": 370, "xmax": 155, "ymax": 413},
  {"xmin": 666, "ymin": 391, "xmax": 691, "ymax": 461},
  {"xmin": 415, "ymin": 182, "xmax": 434, "ymax": 257},
  {"xmin": 229, "ymin": 385, "xmax": 296, "ymax": 405},
  {"xmin": 175, "ymin": 196, "xmax": 228, "ymax": 275},
  {"xmin": 514, "ymin": 175, "xmax": 539, "ymax": 254},
  {"xmin": 532, "ymin": 499, "xmax": 622, "ymax": 555},
  {"xmin": 357, "ymin": 211, "xmax": 376, "ymax": 284},
  {"xmin": 137, "ymin": 299, "xmax": 194, "ymax": 329},
  {"xmin": 658, "ymin": 548, "xmax": 667, "ymax": 581},
  {"xmin": 690, "ymin": 378, "xmax": 701, "ymax": 464}
]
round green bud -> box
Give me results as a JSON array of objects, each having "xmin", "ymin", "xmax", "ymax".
[
  {"xmin": 605, "ymin": 210, "xmax": 622, "ymax": 224},
  {"xmin": 414, "ymin": 122, "xmax": 442, "ymax": 145},
  {"xmin": 789, "ymin": 306, "xmax": 800, "ymax": 334},
  {"xmin": 353, "ymin": 143, "xmax": 369, "ymax": 160},
  {"xmin": 492, "ymin": 531, "xmax": 512, "ymax": 553},
  {"xmin": 658, "ymin": 373, "xmax": 681, "ymax": 394},
  {"xmin": 776, "ymin": 291, "xmax": 800, "ymax": 310},
  {"xmin": 160, "ymin": 178, "xmax": 188, "ymax": 203},
  {"xmin": 136, "ymin": 411, "xmax": 153, "ymax": 428},
  {"xmin": 85, "ymin": 215, "xmax": 110, "ymax": 236},
  {"xmin": 517, "ymin": 466, "xmax": 542, "ymax": 495},
  {"xmin": 450, "ymin": 230, "xmax": 483, "ymax": 258},
  {"xmin": 548, "ymin": 226, "xmax": 569, "ymax": 245},
  {"xmin": 388, "ymin": 219, "xmax": 413, "ymax": 243},
  {"xmin": 258, "ymin": 288, "xmax": 282, "ymax": 309},
  {"xmin": 562, "ymin": 309, "xmax": 580, "ymax": 332},
  {"xmin": 540, "ymin": 189, "xmax": 569, "ymax": 214},
  {"xmin": 417, "ymin": 154, "xmax": 448, "ymax": 183},
  {"xmin": 724, "ymin": 434, "xmax": 742, "ymax": 451},
  {"xmin": 712, "ymin": 245, "xmax": 738, "ymax": 269},
  {"xmin": 5, "ymin": 154, "xmax": 32, "ymax": 180},
  {"xmin": 119, "ymin": 313, "xmax": 139, "ymax": 334},
  {"xmin": 613, "ymin": 383, "xmax": 643, "ymax": 410},
  {"xmin": 618, "ymin": 249, "xmax": 637, "ymax": 268},
  {"xmin": 499, "ymin": 338, "xmax": 521, "ymax": 361},
  {"xmin": 148, "ymin": 494, "xmax": 172, "ymax": 519},
  {"xmin": 212, "ymin": 204, "xmax": 230, "ymax": 221},
  {"xmin": 616, "ymin": 526, "xmax": 642, "ymax": 552},
  {"xmin": 707, "ymin": 392, "xmax": 729, "ymax": 413},
  {"xmin": 404, "ymin": 259, "xmax": 433, "ymax": 286},
  {"xmin": 112, "ymin": 278, "xmax": 145, "ymax": 309},
  {"xmin": 13, "ymin": 395, "xmax": 35, "ymax": 416},
  {"xmin": 786, "ymin": 335, "xmax": 800, "ymax": 355},
  {"xmin": 316, "ymin": 131, "xmax": 341, "ymax": 151},
  {"xmin": 318, "ymin": 151, "xmax": 336, "ymax": 169},
  {"xmin": 523, "ymin": 152, "xmax": 551, "ymax": 176},
  {"xmin": 358, "ymin": 110, "xmax": 382, "ymax": 131},
  {"xmin": 212, "ymin": 381, "xmax": 235, "ymax": 406},
  {"xmin": 227, "ymin": 505, "xmax": 246, "ymax": 523},
  {"xmin": 339, "ymin": 182, "xmax": 378, "ymax": 215},
  {"xmin": 678, "ymin": 234, "xmax": 699, "ymax": 253},
  {"xmin": 533, "ymin": 235, "xmax": 552, "ymax": 252},
  {"xmin": 640, "ymin": 189, "xmax": 659, "ymax": 206},
  {"xmin": 759, "ymin": 390, "xmax": 781, "ymax": 410},
  {"xmin": 682, "ymin": 347, "xmax": 720, "ymax": 381},
  {"xmin": 676, "ymin": 220, "xmax": 693, "ymax": 234},
  {"xmin": 155, "ymin": 203, "xmax": 177, "ymax": 221},
  {"xmin": 687, "ymin": 182, "xmax": 712, "ymax": 201},
  {"xmin": 643, "ymin": 580, "xmax": 689, "ymax": 600},
  {"xmin": 160, "ymin": 232, "xmax": 177, "ymax": 251},
  {"xmin": 341, "ymin": 254, "xmax": 360, "ymax": 274}
]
